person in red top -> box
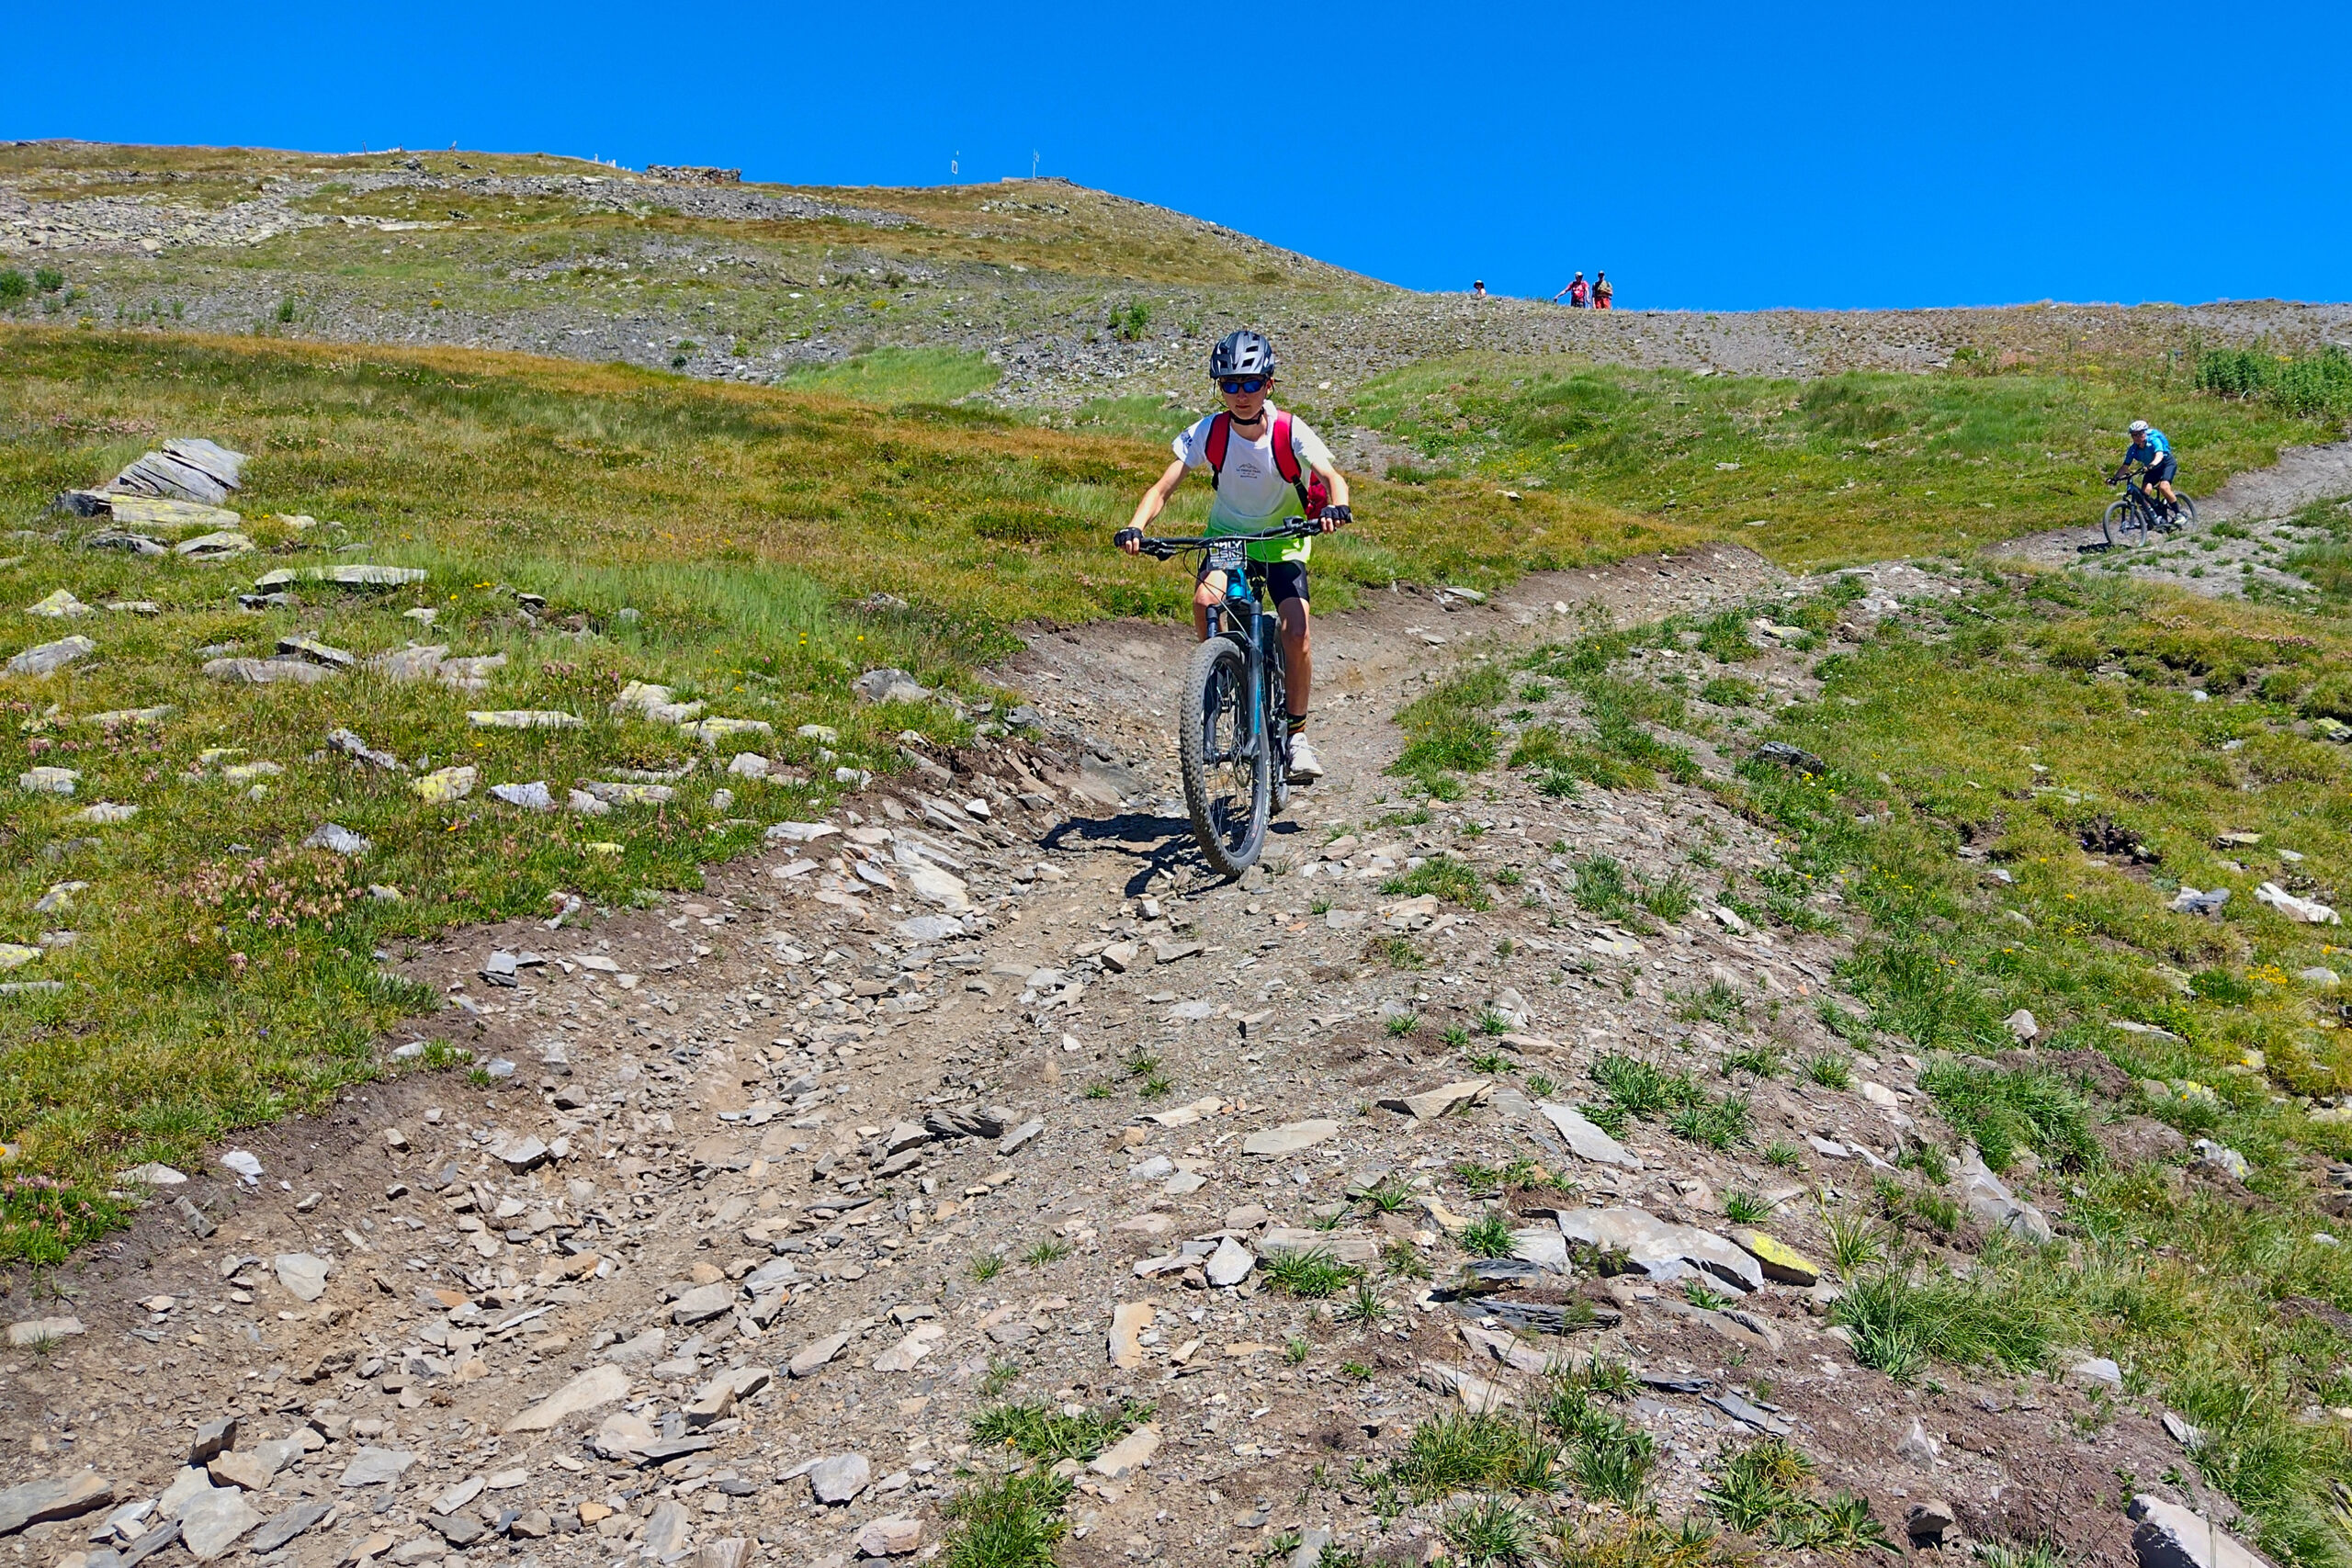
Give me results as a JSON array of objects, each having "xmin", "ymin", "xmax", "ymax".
[
  {"xmin": 1593, "ymin": 272, "xmax": 1614, "ymax": 310},
  {"xmin": 1553, "ymin": 272, "xmax": 1589, "ymax": 307}
]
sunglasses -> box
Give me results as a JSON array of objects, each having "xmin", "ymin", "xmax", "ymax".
[{"xmin": 1218, "ymin": 378, "xmax": 1269, "ymax": 395}]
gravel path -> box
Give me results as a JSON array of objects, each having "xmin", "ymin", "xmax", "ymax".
[{"xmin": 0, "ymin": 544, "xmax": 2199, "ymax": 1568}]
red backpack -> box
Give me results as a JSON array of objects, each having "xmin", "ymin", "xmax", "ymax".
[{"xmin": 1203, "ymin": 409, "xmax": 1329, "ymax": 519}]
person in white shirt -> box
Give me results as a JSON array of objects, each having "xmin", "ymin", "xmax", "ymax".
[{"xmin": 1115, "ymin": 329, "xmax": 1351, "ymax": 782}]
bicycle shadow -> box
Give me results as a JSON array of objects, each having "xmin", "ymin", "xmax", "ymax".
[{"xmin": 1041, "ymin": 807, "xmax": 1307, "ymax": 896}]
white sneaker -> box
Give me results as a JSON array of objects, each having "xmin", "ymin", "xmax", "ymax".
[{"xmin": 1287, "ymin": 736, "xmax": 1325, "ymax": 782}]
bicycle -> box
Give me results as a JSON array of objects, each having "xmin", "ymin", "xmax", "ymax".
[
  {"xmin": 2102, "ymin": 471, "xmax": 2197, "ymax": 548},
  {"xmin": 1123, "ymin": 519, "xmax": 1318, "ymax": 877}
]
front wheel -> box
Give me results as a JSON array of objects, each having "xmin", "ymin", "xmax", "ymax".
[
  {"xmin": 1179, "ymin": 636, "xmax": 1271, "ymax": 877},
  {"xmin": 2101, "ymin": 497, "xmax": 2142, "ymax": 548}
]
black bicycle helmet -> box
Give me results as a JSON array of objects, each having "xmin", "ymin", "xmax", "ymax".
[{"xmin": 1210, "ymin": 329, "xmax": 1276, "ymax": 381}]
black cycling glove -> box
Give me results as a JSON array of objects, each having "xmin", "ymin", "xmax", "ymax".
[
  {"xmin": 1114, "ymin": 526, "xmax": 1143, "ymax": 550},
  {"xmin": 1320, "ymin": 504, "xmax": 1353, "ymax": 526}
]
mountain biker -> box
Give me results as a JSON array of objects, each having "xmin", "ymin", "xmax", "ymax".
[
  {"xmin": 1115, "ymin": 329, "xmax": 1352, "ymax": 783},
  {"xmin": 2112, "ymin": 419, "xmax": 2182, "ymax": 519}
]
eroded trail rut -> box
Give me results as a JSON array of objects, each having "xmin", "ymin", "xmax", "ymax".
[{"xmin": 1, "ymin": 543, "xmax": 2200, "ymax": 1568}]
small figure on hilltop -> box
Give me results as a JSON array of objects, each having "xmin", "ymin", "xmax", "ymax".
[
  {"xmin": 1114, "ymin": 330, "xmax": 1353, "ymax": 784},
  {"xmin": 1472, "ymin": 279, "xmax": 1487, "ymax": 298},
  {"xmin": 2113, "ymin": 419, "xmax": 2184, "ymax": 523},
  {"xmin": 1553, "ymin": 272, "xmax": 1589, "ymax": 308},
  {"xmin": 1593, "ymin": 271, "xmax": 1614, "ymax": 310}
]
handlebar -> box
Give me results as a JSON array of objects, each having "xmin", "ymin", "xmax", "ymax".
[{"xmin": 1124, "ymin": 518, "xmax": 1324, "ymax": 559}]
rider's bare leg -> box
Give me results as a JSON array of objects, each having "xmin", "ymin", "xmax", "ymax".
[
  {"xmin": 2155, "ymin": 479, "xmax": 2179, "ymax": 507},
  {"xmin": 1279, "ymin": 596, "xmax": 1312, "ymax": 720},
  {"xmin": 1192, "ymin": 578, "xmax": 1222, "ymax": 641}
]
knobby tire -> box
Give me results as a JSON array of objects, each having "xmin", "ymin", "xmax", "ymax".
[{"xmin": 1180, "ymin": 635, "xmax": 1270, "ymax": 876}]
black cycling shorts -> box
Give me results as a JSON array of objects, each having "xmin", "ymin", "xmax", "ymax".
[
  {"xmin": 1199, "ymin": 557, "xmax": 1309, "ymax": 607},
  {"xmin": 2145, "ymin": 453, "xmax": 2177, "ymax": 485}
]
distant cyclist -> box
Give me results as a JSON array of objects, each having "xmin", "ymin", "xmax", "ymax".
[
  {"xmin": 2112, "ymin": 419, "xmax": 2183, "ymax": 521},
  {"xmin": 1115, "ymin": 329, "xmax": 1352, "ymax": 784}
]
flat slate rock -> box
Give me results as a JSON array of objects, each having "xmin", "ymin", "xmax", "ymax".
[
  {"xmin": 245, "ymin": 1500, "xmax": 332, "ymax": 1555},
  {"xmin": 1242, "ymin": 1118, "xmax": 1339, "ymax": 1156},
  {"xmin": 7, "ymin": 637, "xmax": 96, "ymax": 677},
  {"xmin": 335, "ymin": 1448, "xmax": 415, "ymax": 1488},
  {"xmin": 254, "ymin": 565, "xmax": 425, "ymax": 589},
  {"xmin": 176, "ymin": 1488, "xmax": 260, "ymax": 1562},
  {"xmin": 1535, "ymin": 1101, "xmax": 1642, "ymax": 1168},
  {"xmin": 0, "ymin": 1470, "xmax": 112, "ymax": 1536},
  {"xmin": 505, "ymin": 1363, "xmax": 630, "ymax": 1432},
  {"xmin": 203, "ymin": 657, "xmax": 334, "ymax": 685}
]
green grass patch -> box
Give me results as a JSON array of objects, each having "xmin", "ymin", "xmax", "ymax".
[
  {"xmin": 969, "ymin": 1400, "xmax": 1154, "ymax": 1463},
  {"xmin": 776, "ymin": 345, "xmax": 1002, "ymax": 405},
  {"xmin": 1380, "ymin": 853, "xmax": 1491, "ymax": 910},
  {"xmin": 1347, "ymin": 352, "xmax": 2336, "ymax": 570}
]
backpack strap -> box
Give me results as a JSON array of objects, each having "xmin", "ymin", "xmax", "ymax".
[
  {"xmin": 1270, "ymin": 409, "xmax": 1317, "ymax": 513},
  {"xmin": 1269, "ymin": 410, "xmax": 1303, "ymax": 485},
  {"xmin": 1203, "ymin": 412, "xmax": 1230, "ymax": 489}
]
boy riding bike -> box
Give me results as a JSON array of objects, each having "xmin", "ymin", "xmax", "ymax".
[
  {"xmin": 1116, "ymin": 330, "xmax": 1352, "ymax": 783},
  {"xmin": 2112, "ymin": 419, "xmax": 2184, "ymax": 522}
]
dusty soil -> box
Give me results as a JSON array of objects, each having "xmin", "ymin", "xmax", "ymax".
[{"xmin": 0, "ymin": 542, "xmax": 2229, "ymax": 1568}]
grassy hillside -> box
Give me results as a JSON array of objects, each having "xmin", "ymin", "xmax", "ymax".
[
  {"xmin": 0, "ymin": 328, "xmax": 1681, "ymax": 1257},
  {"xmin": 1399, "ymin": 570, "xmax": 2352, "ymax": 1568},
  {"xmin": 1343, "ymin": 353, "xmax": 2344, "ymax": 569}
]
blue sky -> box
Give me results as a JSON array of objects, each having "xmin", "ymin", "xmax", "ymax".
[{"xmin": 10, "ymin": 0, "xmax": 2346, "ymax": 310}]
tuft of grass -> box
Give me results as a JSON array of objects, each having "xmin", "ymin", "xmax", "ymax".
[
  {"xmin": 1831, "ymin": 1267, "xmax": 2055, "ymax": 1382},
  {"xmin": 1262, "ymin": 1247, "xmax": 1358, "ymax": 1299},
  {"xmin": 1363, "ymin": 1177, "xmax": 1415, "ymax": 1213},
  {"xmin": 1919, "ymin": 1057, "xmax": 2098, "ymax": 1173},
  {"xmin": 1385, "ymin": 1412, "xmax": 1562, "ymax": 1501},
  {"xmin": 1284, "ymin": 1336, "xmax": 1310, "ymax": 1365},
  {"xmin": 1338, "ymin": 1279, "xmax": 1392, "ymax": 1326},
  {"xmin": 1082, "ymin": 1081, "xmax": 1112, "ymax": 1100},
  {"xmin": 1372, "ymin": 934, "xmax": 1426, "ymax": 969},
  {"xmin": 1385, "ymin": 1011, "xmax": 1422, "ymax": 1037},
  {"xmin": 1821, "ymin": 1207, "xmax": 1886, "ymax": 1274},
  {"xmin": 1571, "ymin": 854, "xmax": 1638, "ymax": 919},
  {"xmin": 1763, "ymin": 1140, "xmax": 1804, "ymax": 1171},
  {"xmin": 1390, "ymin": 663, "xmax": 1510, "ymax": 786},
  {"xmin": 1477, "ymin": 1008, "xmax": 1513, "ymax": 1035},
  {"xmin": 1642, "ymin": 870, "xmax": 1698, "ymax": 920},
  {"xmin": 1442, "ymin": 1495, "xmax": 1539, "ymax": 1568},
  {"xmin": 1722, "ymin": 1190, "xmax": 1773, "ymax": 1224},
  {"xmin": 1722, "ymin": 1043, "xmax": 1782, "ymax": 1079},
  {"xmin": 970, "ymin": 1251, "xmax": 1007, "ymax": 1282},
  {"xmin": 1467, "ymin": 1050, "xmax": 1508, "ymax": 1074},
  {"xmin": 1526, "ymin": 1074, "xmax": 1558, "ymax": 1097},
  {"xmin": 978, "ymin": 1357, "xmax": 1020, "ymax": 1398},
  {"xmin": 1442, "ymin": 1024, "xmax": 1473, "ymax": 1049},
  {"xmin": 1679, "ymin": 981, "xmax": 1749, "ymax": 1025},
  {"xmin": 970, "ymin": 1400, "xmax": 1155, "ymax": 1463},
  {"xmin": 938, "ymin": 1469, "xmax": 1072, "ymax": 1568},
  {"xmin": 1460, "ymin": 1213, "xmax": 1518, "ymax": 1258},
  {"xmin": 1382, "ymin": 853, "xmax": 1492, "ymax": 911},
  {"xmin": 1020, "ymin": 1239, "xmax": 1071, "ymax": 1267},
  {"xmin": 1804, "ymin": 1053, "xmax": 1854, "ymax": 1090}
]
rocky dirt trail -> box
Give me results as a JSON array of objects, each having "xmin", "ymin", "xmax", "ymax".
[
  {"xmin": 0, "ymin": 545, "xmax": 2220, "ymax": 1568},
  {"xmin": 1990, "ymin": 437, "xmax": 2352, "ymax": 597}
]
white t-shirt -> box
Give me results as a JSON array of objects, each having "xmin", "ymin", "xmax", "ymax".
[{"xmin": 1172, "ymin": 406, "xmax": 1337, "ymax": 533}]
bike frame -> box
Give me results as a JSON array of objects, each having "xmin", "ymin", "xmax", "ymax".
[{"xmin": 1138, "ymin": 522, "xmax": 1315, "ymax": 774}]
